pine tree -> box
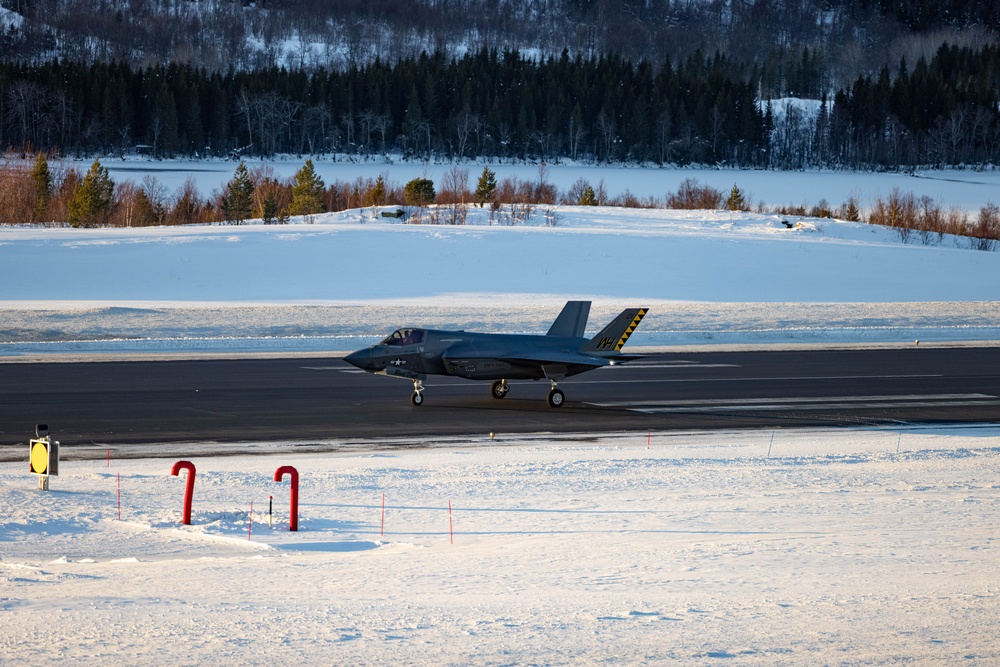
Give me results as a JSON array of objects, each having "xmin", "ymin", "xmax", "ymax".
[
  {"xmin": 133, "ymin": 188, "xmax": 159, "ymax": 226},
  {"xmin": 726, "ymin": 183, "xmax": 746, "ymax": 211},
  {"xmin": 474, "ymin": 166, "xmax": 496, "ymax": 207},
  {"xmin": 261, "ymin": 193, "xmax": 280, "ymax": 225},
  {"xmin": 289, "ymin": 159, "xmax": 326, "ymax": 216},
  {"xmin": 152, "ymin": 83, "xmax": 179, "ymax": 157},
  {"xmin": 221, "ymin": 161, "xmax": 254, "ymax": 224},
  {"xmin": 68, "ymin": 159, "xmax": 115, "ymax": 227},
  {"xmin": 404, "ymin": 178, "xmax": 436, "ymax": 207},
  {"xmin": 368, "ymin": 174, "xmax": 387, "ymax": 208},
  {"xmin": 842, "ymin": 196, "xmax": 861, "ymax": 222},
  {"xmin": 578, "ymin": 185, "xmax": 598, "ymax": 206},
  {"xmin": 30, "ymin": 152, "xmax": 52, "ymax": 222}
]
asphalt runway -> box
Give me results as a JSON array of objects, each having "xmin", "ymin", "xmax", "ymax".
[{"xmin": 1, "ymin": 347, "xmax": 999, "ymax": 450}]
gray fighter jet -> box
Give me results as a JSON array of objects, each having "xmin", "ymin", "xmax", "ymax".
[{"xmin": 344, "ymin": 301, "xmax": 648, "ymax": 407}]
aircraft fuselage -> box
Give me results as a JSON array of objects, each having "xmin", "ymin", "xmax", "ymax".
[
  {"xmin": 343, "ymin": 302, "xmax": 648, "ymax": 407},
  {"xmin": 345, "ymin": 330, "xmax": 596, "ymax": 381}
]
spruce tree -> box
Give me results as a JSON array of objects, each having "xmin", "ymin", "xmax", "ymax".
[
  {"xmin": 221, "ymin": 161, "xmax": 254, "ymax": 224},
  {"xmin": 68, "ymin": 159, "xmax": 115, "ymax": 227},
  {"xmin": 289, "ymin": 159, "xmax": 326, "ymax": 216},
  {"xmin": 404, "ymin": 178, "xmax": 436, "ymax": 207},
  {"xmin": 261, "ymin": 193, "xmax": 279, "ymax": 225},
  {"xmin": 153, "ymin": 83, "xmax": 179, "ymax": 157},
  {"xmin": 474, "ymin": 166, "xmax": 496, "ymax": 208},
  {"xmin": 726, "ymin": 183, "xmax": 746, "ymax": 211},
  {"xmin": 368, "ymin": 174, "xmax": 387, "ymax": 208},
  {"xmin": 842, "ymin": 197, "xmax": 861, "ymax": 222},
  {"xmin": 30, "ymin": 152, "xmax": 52, "ymax": 222},
  {"xmin": 579, "ymin": 185, "xmax": 598, "ymax": 206}
]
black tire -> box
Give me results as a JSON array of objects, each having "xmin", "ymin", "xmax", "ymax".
[
  {"xmin": 491, "ymin": 380, "xmax": 509, "ymax": 399},
  {"xmin": 546, "ymin": 388, "xmax": 565, "ymax": 408},
  {"xmin": 411, "ymin": 392, "xmax": 424, "ymax": 406}
]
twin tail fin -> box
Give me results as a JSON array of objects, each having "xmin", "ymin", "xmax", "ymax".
[{"xmin": 581, "ymin": 308, "xmax": 648, "ymax": 354}]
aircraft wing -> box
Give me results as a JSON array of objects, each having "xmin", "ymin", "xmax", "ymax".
[{"xmin": 494, "ymin": 351, "xmax": 612, "ymax": 368}]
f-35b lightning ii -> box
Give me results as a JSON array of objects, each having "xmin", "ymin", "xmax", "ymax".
[{"xmin": 344, "ymin": 301, "xmax": 648, "ymax": 407}]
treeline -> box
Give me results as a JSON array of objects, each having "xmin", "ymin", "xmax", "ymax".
[
  {"xmin": 2, "ymin": 155, "xmax": 997, "ymax": 250},
  {"xmin": 4, "ymin": 43, "xmax": 1000, "ymax": 169},
  {"xmin": 829, "ymin": 43, "xmax": 1000, "ymax": 167},
  {"xmin": 0, "ymin": 50, "xmax": 766, "ymax": 165}
]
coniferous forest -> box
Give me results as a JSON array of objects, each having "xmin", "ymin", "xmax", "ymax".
[
  {"xmin": 2, "ymin": 43, "xmax": 1000, "ymax": 170},
  {"xmin": 1, "ymin": 0, "xmax": 1000, "ymax": 170}
]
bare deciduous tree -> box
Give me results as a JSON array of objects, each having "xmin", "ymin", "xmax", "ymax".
[{"xmin": 438, "ymin": 166, "xmax": 470, "ymax": 225}]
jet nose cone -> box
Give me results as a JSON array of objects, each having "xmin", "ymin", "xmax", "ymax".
[{"xmin": 344, "ymin": 348, "xmax": 374, "ymax": 370}]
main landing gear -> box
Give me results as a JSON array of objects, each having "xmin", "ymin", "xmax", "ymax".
[
  {"xmin": 491, "ymin": 379, "xmax": 509, "ymax": 399},
  {"xmin": 411, "ymin": 378, "xmax": 565, "ymax": 407},
  {"xmin": 492, "ymin": 378, "xmax": 565, "ymax": 407},
  {"xmin": 411, "ymin": 379, "xmax": 425, "ymax": 406},
  {"xmin": 546, "ymin": 381, "xmax": 565, "ymax": 408}
]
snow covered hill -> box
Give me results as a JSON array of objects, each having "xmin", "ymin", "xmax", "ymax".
[{"xmin": 2, "ymin": 203, "xmax": 999, "ymax": 357}]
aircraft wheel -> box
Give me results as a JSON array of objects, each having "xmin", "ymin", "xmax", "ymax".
[
  {"xmin": 491, "ymin": 380, "xmax": 509, "ymax": 399},
  {"xmin": 411, "ymin": 392, "xmax": 424, "ymax": 406},
  {"xmin": 546, "ymin": 388, "xmax": 565, "ymax": 408}
]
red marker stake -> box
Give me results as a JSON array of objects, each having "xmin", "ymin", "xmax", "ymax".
[
  {"xmin": 448, "ymin": 500, "xmax": 453, "ymax": 544},
  {"xmin": 107, "ymin": 449, "xmax": 110, "ymax": 467},
  {"xmin": 273, "ymin": 466, "xmax": 299, "ymax": 532},
  {"xmin": 170, "ymin": 460, "xmax": 196, "ymax": 525}
]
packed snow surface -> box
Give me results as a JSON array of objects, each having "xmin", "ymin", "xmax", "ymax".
[{"xmin": 1, "ymin": 428, "xmax": 998, "ymax": 665}]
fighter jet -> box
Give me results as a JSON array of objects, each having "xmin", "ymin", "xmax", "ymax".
[{"xmin": 343, "ymin": 301, "xmax": 648, "ymax": 407}]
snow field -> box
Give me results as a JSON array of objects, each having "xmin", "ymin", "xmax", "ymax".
[
  {"xmin": 94, "ymin": 159, "xmax": 1000, "ymax": 216},
  {"xmin": 2, "ymin": 426, "xmax": 998, "ymax": 665},
  {"xmin": 3, "ymin": 204, "xmax": 1000, "ymax": 356},
  {"xmin": 2, "ymin": 164, "xmax": 1000, "ymax": 664}
]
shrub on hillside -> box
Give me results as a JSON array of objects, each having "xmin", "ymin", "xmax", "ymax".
[{"xmin": 667, "ymin": 178, "xmax": 723, "ymax": 210}]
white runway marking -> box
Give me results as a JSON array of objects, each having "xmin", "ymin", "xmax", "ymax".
[
  {"xmin": 302, "ymin": 366, "xmax": 366, "ymax": 373},
  {"xmin": 589, "ymin": 393, "xmax": 1000, "ymax": 413},
  {"xmin": 568, "ymin": 373, "xmax": 942, "ymax": 385},
  {"xmin": 607, "ymin": 362, "xmax": 741, "ymax": 369}
]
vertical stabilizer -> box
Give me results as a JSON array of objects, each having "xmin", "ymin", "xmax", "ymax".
[
  {"xmin": 546, "ymin": 301, "xmax": 591, "ymax": 338},
  {"xmin": 582, "ymin": 308, "xmax": 648, "ymax": 353}
]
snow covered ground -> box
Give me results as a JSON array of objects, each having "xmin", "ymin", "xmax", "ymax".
[
  {"xmin": 2, "ymin": 167, "xmax": 1000, "ymax": 664},
  {"xmin": 3, "ymin": 204, "xmax": 1000, "ymax": 358},
  {"xmin": 2, "ymin": 427, "xmax": 998, "ymax": 665},
  {"xmin": 96, "ymin": 158, "xmax": 1000, "ymax": 214}
]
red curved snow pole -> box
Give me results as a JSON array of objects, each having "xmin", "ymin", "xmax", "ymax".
[
  {"xmin": 273, "ymin": 465, "xmax": 299, "ymax": 531},
  {"xmin": 170, "ymin": 460, "xmax": 196, "ymax": 525}
]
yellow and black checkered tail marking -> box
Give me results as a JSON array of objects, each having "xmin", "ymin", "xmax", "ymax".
[{"xmin": 614, "ymin": 309, "xmax": 647, "ymax": 351}]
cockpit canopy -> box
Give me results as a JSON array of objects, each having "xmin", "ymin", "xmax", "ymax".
[{"xmin": 379, "ymin": 328, "xmax": 425, "ymax": 346}]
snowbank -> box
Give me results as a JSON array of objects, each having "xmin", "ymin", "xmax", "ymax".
[{"xmin": 2, "ymin": 427, "xmax": 998, "ymax": 665}]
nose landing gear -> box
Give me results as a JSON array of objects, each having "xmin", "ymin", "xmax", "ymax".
[{"xmin": 411, "ymin": 379, "xmax": 425, "ymax": 406}]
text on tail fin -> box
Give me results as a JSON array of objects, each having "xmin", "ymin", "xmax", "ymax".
[
  {"xmin": 614, "ymin": 308, "xmax": 647, "ymax": 351},
  {"xmin": 585, "ymin": 307, "xmax": 649, "ymax": 353}
]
